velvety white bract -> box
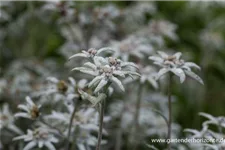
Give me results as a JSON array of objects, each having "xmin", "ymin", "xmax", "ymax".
[{"xmin": 149, "ymin": 51, "xmax": 204, "ymax": 84}]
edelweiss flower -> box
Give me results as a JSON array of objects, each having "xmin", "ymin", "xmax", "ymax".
[
  {"xmin": 149, "ymin": 51, "xmax": 204, "ymax": 84},
  {"xmin": 69, "ymin": 47, "xmax": 114, "ymax": 60},
  {"xmin": 0, "ymin": 104, "xmax": 23, "ymax": 134},
  {"xmin": 72, "ymin": 55, "xmax": 140, "ymax": 93},
  {"xmin": 37, "ymin": 77, "xmax": 86, "ymax": 105},
  {"xmin": 15, "ymin": 96, "xmax": 41, "ymax": 120},
  {"xmin": 149, "ymin": 20, "xmax": 178, "ymax": 41},
  {"xmin": 13, "ymin": 127, "xmax": 58, "ymax": 150},
  {"xmin": 45, "ymin": 107, "xmax": 110, "ymax": 149}
]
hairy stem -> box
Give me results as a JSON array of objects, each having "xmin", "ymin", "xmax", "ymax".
[
  {"xmin": 130, "ymin": 83, "xmax": 143, "ymax": 150},
  {"xmin": 96, "ymin": 99, "xmax": 105, "ymax": 150},
  {"xmin": 167, "ymin": 73, "xmax": 172, "ymax": 150},
  {"xmin": 66, "ymin": 101, "xmax": 78, "ymax": 150},
  {"xmin": 96, "ymin": 84, "xmax": 110, "ymax": 150}
]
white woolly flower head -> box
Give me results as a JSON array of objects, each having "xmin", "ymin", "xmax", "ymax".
[
  {"xmin": 15, "ymin": 96, "xmax": 41, "ymax": 120},
  {"xmin": 0, "ymin": 103, "xmax": 23, "ymax": 134},
  {"xmin": 149, "ymin": 51, "xmax": 204, "ymax": 84},
  {"xmin": 13, "ymin": 127, "xmax": 58, "ymax": 150},
  {"xmin": 70, "ymin": 47, "xmax": 140, "ymax": 93}
]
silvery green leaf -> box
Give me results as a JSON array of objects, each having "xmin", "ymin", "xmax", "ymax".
[
  {"xmin": 145, "ymin": 144, "xmax": 159, "ymax": 150},
  {"xmin": 156, "ymin": 68, "xmax": 169, "ymax": 80},
  {"xmin": 113, "ymin": 70, "xmax": 125, "ymax": 77},
  {"xmin": 111, "ymin": 76, "xmax": 125, "ymax": 92},
  {"xmin": 149, "ymin": 56, "xmax": 164, "ymax": 63},
  {"xmin": 24, "ymin": 141, "xmax": 37, "ymax": 150},
  {"xmin": 184, "ymin": 70, "xmax": 204, "ymax": 85},
  {"xmin": 181, "ymin": 65, "xmax": 191, "ymax": 71},
  {"xmin": 121, "ymin": 62, "xmax": 139, "ymax": 69},
  {"xmin": 153, "ymin": 62, "xmax": 164, "ymax": 67},
  {"xmin": 94, "ymin": 78, "xmax": 108, "ymax": 93},
  {"xmin": 202, "ymin": 144, "xmax": 217, "ymax": 150},
  {"xmin": 94, "ymin": 56, "xmax": 108, "ymax": 67},
  {"xmin": 46, "ymin": 77, "xmax": 59, "ymax": 83},
  {"xmin": 97, "ymin": 47, "xmax": 115, "ymax": 55},
  {"xmin": 184, "ymin": 129, "xmax": 199, "ymax": 135},
  {"xmin": 185, "ymin": 62, "xmax": 201, "ymax": 70},
  {"xmin": 199, "ymin": 112, "xmax": 216, "ymax": 121},
  {"xmin": 69, "ymin": 53, "xmax": 87, "ymax": 60},
  {"xmin": 170, "ymin": 68, "xmax": 186, "ymax": 83},
  {"xmin": 44, "ymin": 141, "xmax": 56, "ymax": 150},
  {"xmin": 88, "ymin": 75, "xmax": 104, "ymax": 88},
  {"xmin": 84, "ymin": 62, "xmax": 97, "ymax": 70},
  {"xmin": 72, "ymin": 67, "xmax": 98, "ymax": 76},
  {"xmin": 78, "ymin": 90, "xmax": 102, "ymax": 106},
  {"xmin": 123, "ymin": 71, "xmax": 141, "ymax": 77},
  {"xmin": 68, "ymin": 77, "xmax": 76, "ymax": 86},
  {"xmin": 157, "ymin": 51, "xmax": 168, "ymax": 59},
  {"xmin": 147, "ymin": 77, "xmax": 159, "ymax": 89},
  {"xmin": 173, "ymin": 52, "xmax": 182, "ymax": 59}
]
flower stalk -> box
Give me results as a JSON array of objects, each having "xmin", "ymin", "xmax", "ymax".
[
  {"xmin": 66, "ymin": 99, "xmax": 78, "ymax": 150},
  {"xmin": 130, "ymin": 83, "xmax": 143, "ymax": 150},
  {"xmin": 167, "ymin": 73, "xmax": 172, "ymax": 150}
]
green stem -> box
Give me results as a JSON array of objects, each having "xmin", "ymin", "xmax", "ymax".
[
  {"xmin": 167, "ymin": 73, "xmax": 172, "ymax": 150},
  {"xmin": 130, "ymin": 83, "xmax": 143, "ymax": 150},
  {"xmin": 66, "ymin": 101, "xmax": 78, "ymax": 150},
  {"xmin": 96, "ymin": 99, "xmax": 105, "ymax": 150},
  {"xmin": 95, "ymin": 84, "xmax": 110, "ymax": 150}
]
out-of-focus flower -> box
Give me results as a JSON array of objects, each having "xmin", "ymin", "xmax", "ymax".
[
  {"xmin": 149, "ymin": 20, "xmax": 178, "ymax": 41},
  {"xmin": 124, "ymin": 65, "xmax": 158, "ymax": 89},
  {"xmin": 45, "ymin": 107, "xmax": 110, "ymax": 149},
  {"xmin": 13, "ymin": 127, "xmax": 58, "ymax": 150},
  {"xmin": 94, "ymin": 4, "xmax": 120, "ymax": 20},
  {"xmin": 35, "ymin": 77, "xmax": 86, "ymax": 105},
  {"xmin": 200, "ymin": 30, "xmax": 224, "ymax": 50},
  {"xmin": 0, "ymin": 104, "xmax": 23, "ymax": 134},
  {"xmin": 149, "ymin": 51, "xmax": 204, "ymax": 84},
  {"xmin": 40, "ymin": 1, "xmax": 76, "ymax": 23},
  {"xmin": 112, "ymin": 36, "xmax": 154, "ymax": 61},
  {"xmin": 15, "ymin": 96, "xmax": 41, "ymax": 120}
]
